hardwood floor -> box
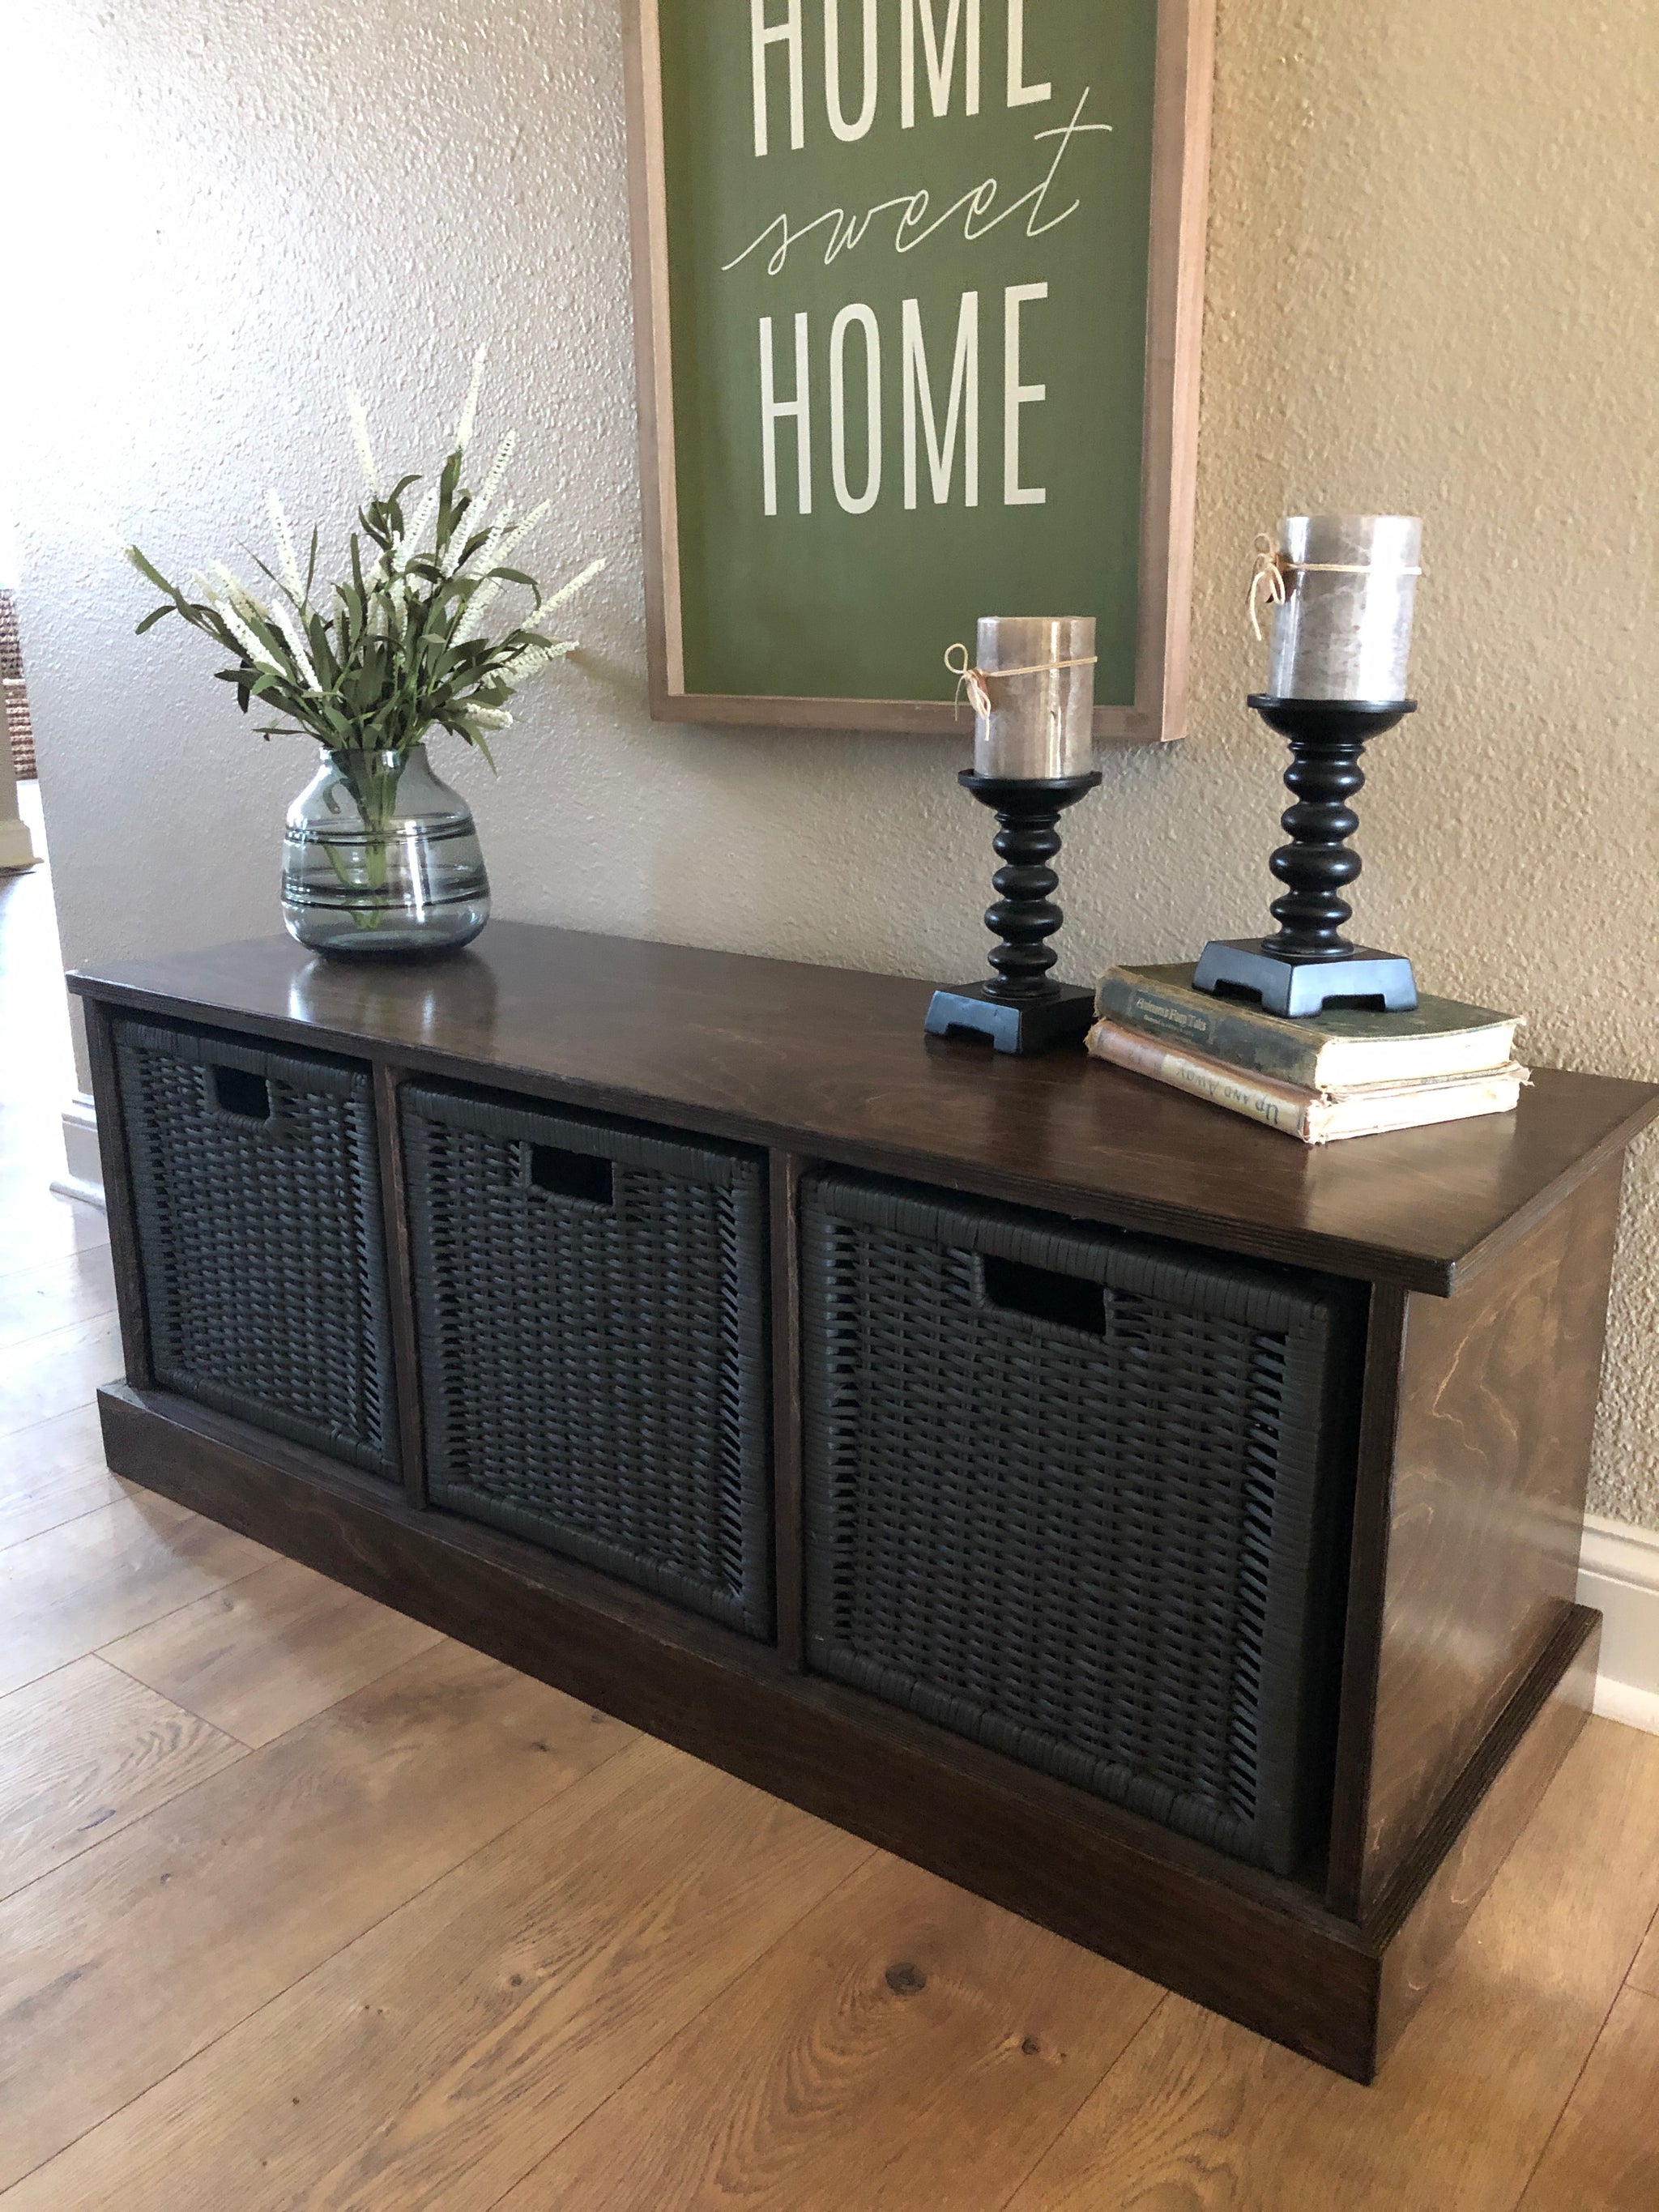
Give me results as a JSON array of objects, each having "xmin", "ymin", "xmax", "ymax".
[{"xmin": 2, "ymin": 789, "xmax": 1657, "ymax": 2206}]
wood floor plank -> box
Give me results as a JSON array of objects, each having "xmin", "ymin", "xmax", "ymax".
[
  {"xmin": 0, "ymin": 1403, "xmax": 129, "ymax": 1550},
  {"xmin": 0, "ymin": 1398, "xmax": 104, "ymax": 1485},
  {"xmin": 0, "ymin": 1640, "xmax": 636, "ymax": 2191},
  {"xmin": 100, "ymin": 1554, "xmax": 445, "ymax": 1746},
  {"xmin": 499, "ymin": 1852, "xmax": 1166, "ymax": 2212},
  {"xmin": 0, "ymin": 1738, "xmax": 870, "ymax": 2212},
  {"xmin": 0, "ymin": 1491, "xmax": 272, "ymax": 1697},
  {"xmin": 0, "ymin": 1190, "xmax": 109, "ymax": 1277},
  {"xmin": 0, "ymin": 1654, "xmax": 244, "ymax": 1899},
  {"xmin": 1002, "ymin": 1719, "xmax": 1659, "ymax": 2212},
  {"xmin": 0, "ymin": 1244, "xmax": 117, "ymax": 1353},
  {"xmin": 0, "ymin": 1462, "xmax": 131, "ymax": 1551},
  {"xmin": 1627, "ymin": 1907, "xmax": 1659, "ymax": 1997},
  {"xmin": 1516, "ymin": 1988, "xmax": 1659, "ymax": 2210},
  {"xmin": 0, "ymin": 1313, "xmax": 122, "ymax": 1437}
]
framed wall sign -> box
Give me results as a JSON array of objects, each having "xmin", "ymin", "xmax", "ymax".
[{"xmin": 623, "ymin": 0, "xmax": 1214, "ymax": 743}]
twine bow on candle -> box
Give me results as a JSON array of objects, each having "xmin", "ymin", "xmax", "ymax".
[
  {"xmin": 1248, "ymin": 535, "xmax": 1289, "ymax": 641},
  {"xmin": 1248, "ymin": 532, "xmax": 1425, "ymax": 640},
  {"xmin": 945, "ymin": 641, "xmax": 1099, "ymax": 721}
]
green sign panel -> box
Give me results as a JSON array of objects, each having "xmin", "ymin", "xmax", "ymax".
[{"xmin": 626, "ymin": 1, "xmax": 1209, "ymax": 738}]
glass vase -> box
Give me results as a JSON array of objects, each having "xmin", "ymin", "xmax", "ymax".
[{"xmin": 281, "ymin": 744, "xmax": 490, "ymax": 957}]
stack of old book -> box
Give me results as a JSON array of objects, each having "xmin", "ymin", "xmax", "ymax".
[{"xmin": 1086, "ymin": 964, "xmax": 1528, "ymax": 1144}]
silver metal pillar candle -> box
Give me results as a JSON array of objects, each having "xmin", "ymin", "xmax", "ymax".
[
  {"xmin": 1266, "ymin": 516, "xmax": 1422, "ymax": 701},
  {"xmin": 972, "ymin": 616, "xmax": 1096, "ymax": 777}
]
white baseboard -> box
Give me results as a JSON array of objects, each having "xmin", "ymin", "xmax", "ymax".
[
  {"xmin": 1578, "ymin": 1513, "xmax": 1659, "ymax": 1738},
  {"xmin": 0, "ymin": 814, "xmax": 37, "ymax": 872},
  {"xmin": 49, "ymin": 1092, "xmax": 105, "ymax": 1211},
  {"xmin": 31, "ymin": 1089, "xmax": 1659, "ymax": 1737}
]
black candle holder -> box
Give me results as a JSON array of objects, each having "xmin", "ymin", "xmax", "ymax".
[
  {"xmin": 1193, "ymin": 697, "xmax": 1418, "ymax": 1018},
  {"xmin": 925, "ymin": 769, "xmax": 1103, "ymax": 1054}
]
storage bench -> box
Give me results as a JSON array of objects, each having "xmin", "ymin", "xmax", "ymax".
[{"xmin": 72, "ymin": 923, "xmax": 1659, "ymax": 2081}]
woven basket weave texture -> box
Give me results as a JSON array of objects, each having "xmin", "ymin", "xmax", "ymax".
[
  {"xmin": 113, "ymin": 1018, "xmax": 397, "ymax": 1476},
  {"xmin": 801, "ymin": 1173, "xmax": 1355, "ymax": 1875},
  {"xmin": 403, "ymin": 1083, "xmax": 773, "ymax": 1639}
]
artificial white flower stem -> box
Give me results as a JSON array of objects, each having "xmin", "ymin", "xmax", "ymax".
[
  {"xmin": 454, "ymin": 345, "xmax": 488, "ymax": 451},
  {"xmin": 346, "ymin": 390, "xmax": 381, "ymax": 495}
]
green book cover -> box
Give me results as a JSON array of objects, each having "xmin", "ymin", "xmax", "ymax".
[{"xmin": 1094, "ymin": 965, "xmax": 1519, "ymax": 1089}]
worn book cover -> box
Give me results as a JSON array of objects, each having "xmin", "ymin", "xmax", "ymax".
[
  {"xmin": 1094, "ymin": 964, "xmax": 1520, "ymax": 1089},
  {"xmin": 1086, "ymin": 1017, "xmax": 1528, "ymax": 1145}
]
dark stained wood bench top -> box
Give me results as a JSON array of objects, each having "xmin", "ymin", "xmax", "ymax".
[{"xmin": 69, "ymin": 923, "xmax": 1659, "ymax": 1295}]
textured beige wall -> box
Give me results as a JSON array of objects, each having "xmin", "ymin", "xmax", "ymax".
[{"xmin": 8, "ymin": 0, "xmax": 1657, "ymax": 1519}]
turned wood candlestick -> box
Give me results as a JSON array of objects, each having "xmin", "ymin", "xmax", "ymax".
[
  {"xmin": 1194, "ymin": 697, "xmax": 1418, "ymax": 1018},
  {"xmin": 926, "ymin": 769, "xmax": 1103, "ymax": 1055}
]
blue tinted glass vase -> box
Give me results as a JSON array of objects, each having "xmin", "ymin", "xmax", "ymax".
[{"xmin": 281, "ymin": 744, "xmax": 490, "ymax": 957}]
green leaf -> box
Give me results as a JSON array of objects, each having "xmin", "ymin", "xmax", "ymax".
[{"xmin": 126, "ymin": 545, "xmax": 179, "ymax": 596}]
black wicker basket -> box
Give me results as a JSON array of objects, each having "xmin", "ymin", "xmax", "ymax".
[
  {"xmin": 113, "ymin": 1017, "xmax": 397, "ymax": 1477},
  {"xmin": 403, "ymin": 1082, "xmax": 773, "ymax": 1639},
  {"xmin": 800, "ymin": 1172, "xmax": 1360, "ymax": 1874}
]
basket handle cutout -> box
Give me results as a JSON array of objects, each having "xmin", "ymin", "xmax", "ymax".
[
  {"xmin": 982, "ymin": 1253, "xmax": 1105, "ymax": 1337},
  {"xmin": 526, "ymin": 1142, "xmax": 615, "ymax": 1208},
  {"xmin": 211, "ymin": 1066, "xmax": 272, "ymax": 1123}
]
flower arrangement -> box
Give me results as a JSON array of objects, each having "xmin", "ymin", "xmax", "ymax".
[
  {"xmin": 126, "ymin": 348, "xmax": 603, "ymax": 766},
  {"xmin": 125, "ymin": 352, "xmax": 603, "ymax": 952}
]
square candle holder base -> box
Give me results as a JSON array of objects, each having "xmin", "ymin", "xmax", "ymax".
[
  {"xmin": 925, "ymin": 982, "xmax": 1098, "ymax": 1056},
  {"xmin": 1193, "ymin": 941, "xmax": 1419, "ymax": 1019}
]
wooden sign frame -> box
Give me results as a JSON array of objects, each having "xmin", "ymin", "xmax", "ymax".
[{"xmin": 622, "ymin": 0, "xmax": 1214, "ymax": 744}]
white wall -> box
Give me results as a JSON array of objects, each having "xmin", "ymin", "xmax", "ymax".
[{"xmin": 8, "ymin": 0, "xmax": 1658, "ymax": 1525}]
